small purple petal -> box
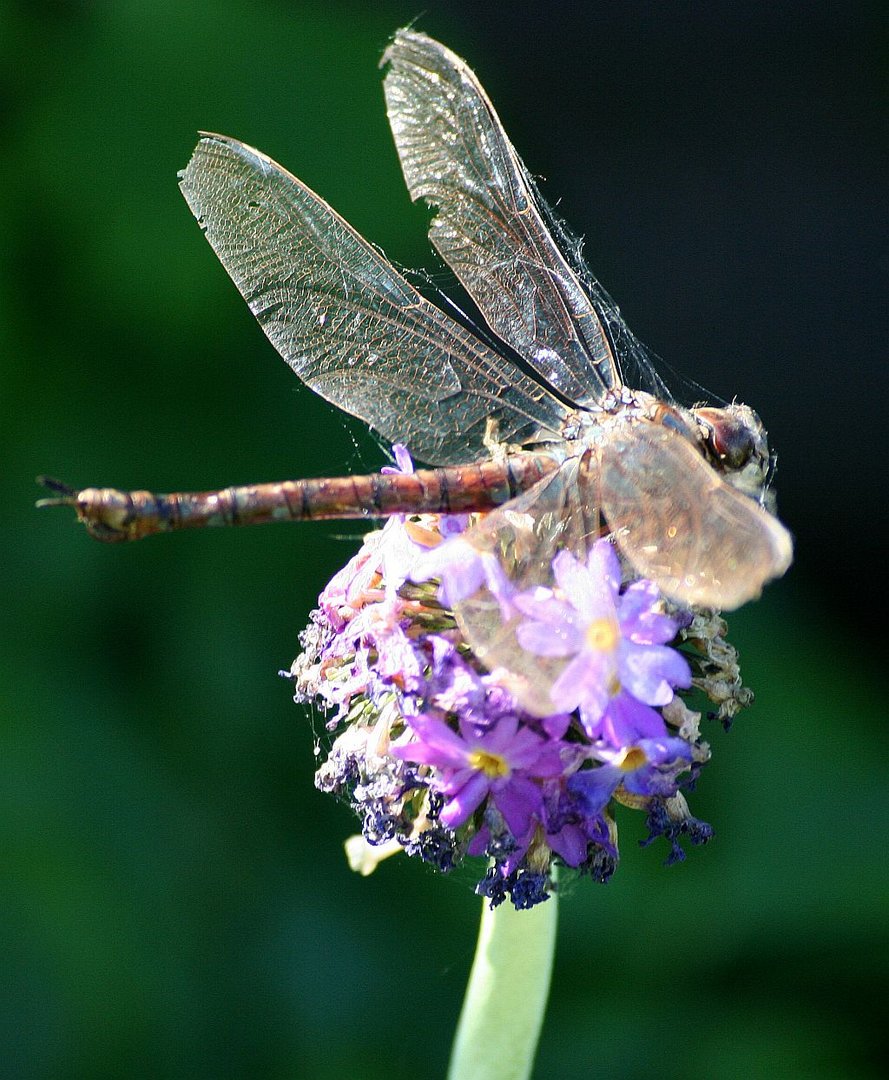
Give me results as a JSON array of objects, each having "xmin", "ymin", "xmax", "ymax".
[
  {"xmin": 540, "ymin": 712, "xmax": 572, "ymax": 739},
  {"xmin": 462, "ymin": 712, "xmax": 518, "ymax": 750},
  {"xmin": 550, "ymin": 652, "xmax": 610, "ymax": 716},
  {"xmin": 551, "ymin": 550, "xmax": 593, "ymax": 606},
  {"xmin": 493, "ymin": 776, "xmax": 542, "ymax": 837},
  {"xmin": 391, "ymin": 715, "xmax": 467, "ymax": 769},
  {"xmin": 411, "ymin": 538, "xmax": 485, "ymax": 607},
  {"xmin": 381, "ymin": 444, "xmax": 414, "ymax": 475},
  {"xmin": 518, "ymin": 742, "xmax": 567, "ymax": 778},
  {"xmin": 620, "ymin": 643, "xmax": 691, "ymax": 704},
  {"xmin": 618, "ymin": 580, "xmax": 679, "ymax": 644},
  {"xmin": 591, "ymin": 538, "xmax": 622, "ymax": 590},
  {"xmin": 439, "ymin": 514, "xmax": 470, "ymax": 538},
  {"xmin": 584, "ymin": 691, "xmax": 667, "ymax": 747},
  {"xmin": 480, "ymin": 554, "xmax": 519, "ymax": 619},
  {"xmin": 545, "ymin": 823, "xmax": 589, "ymax": 867},
  {"xmin": 568, "ymin": 765, "xmax": 623, "ymax": 815},
  {"xmin": 515, "ymin": 617, "xmax": 579, "ymax": 658},
  {"xmin": 440, "ymin": 772, "xmax": 489, "ymax": 828}
]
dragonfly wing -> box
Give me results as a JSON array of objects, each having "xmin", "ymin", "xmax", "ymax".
[
  {"xmin": 597, "ymin": 421, "xmax": 794, "ymax": 609},
  {"xmin": 179, "ymin": 135, "xmax": 568, "ymax": 466},
  {"xmin": 453, "ymin": 458, "xmax": 601, "ymax": 716},
  {"xmin": 383, "ymin": 30, "xmax": 619, "ymax": 403}
]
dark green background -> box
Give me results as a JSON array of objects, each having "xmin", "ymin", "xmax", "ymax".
[{"xmin": 3, "ymin": 2, "xmax": 885, "ymax": 1077}]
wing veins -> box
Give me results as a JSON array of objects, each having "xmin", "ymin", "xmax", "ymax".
[{"xmin": 180, "ymin": 133, "xmax": 570, "ymax": 464}]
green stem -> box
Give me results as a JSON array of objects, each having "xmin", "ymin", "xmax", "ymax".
[{"xmin": 447, "ymin": 889, "xmax": 558, "ymax": 1080}]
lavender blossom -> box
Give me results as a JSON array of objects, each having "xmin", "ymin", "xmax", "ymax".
[
  {"xmin": 288, "ymin": 453, "xmax": 753, "ymax": 909},
  {"xmin": 411, "ymin": 534, "xmax": 513, "ymax": 614},
  {"xmin": 514, "ymin": 542, "xmax": 692, "ymax": 745},
  {"xmin": 568, "ymin": 737, "xmax": 693, "ymax": 816},
  {"xmin": 392, "ymin": 713, "xmax": 567, "ymax": 835}
]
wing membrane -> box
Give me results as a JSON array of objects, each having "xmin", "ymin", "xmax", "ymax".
[
  {"xmin": 597, "ymin": 421, "xmax": 794, "ymax": 609},
  {"xmin": 179, "ymin": 134, "xmax": 568, "ymax": 465},
  {"xmin": 450, "ymin": 418, "xmax": 792, "ymax": 713},
  {"xmin": 383, "ymin": 30, "xmax": 619, "ymax": 404},
  {"xmin": 454, "ymin": 459, "xmax": 600, "ymax": 716}
]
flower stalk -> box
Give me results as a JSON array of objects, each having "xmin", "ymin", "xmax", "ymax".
[{"xmin": 448, "ymin": 885, "xmax": 558, "ymax": 1080}]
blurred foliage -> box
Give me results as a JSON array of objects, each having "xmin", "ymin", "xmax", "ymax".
[{"xmin": 2, "ymin": 2, "xmax": 885, "ymax": 1078}]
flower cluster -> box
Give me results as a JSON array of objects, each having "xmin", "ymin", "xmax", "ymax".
[{"xmin": 287, "ymin": 447, "xmax": 752, "ymax": 909}]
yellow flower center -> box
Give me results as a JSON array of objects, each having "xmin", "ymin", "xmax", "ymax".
[
  {"xmin": 586, "ymin": 617, "xmax": 619, "ymax": 653},
  {"xmin": 617, "ymin": 746, "xmax": 648, "ymax": 772},
  {"xmin": 467, "ymin": 749, "xmax": 511, "ymax": 779}
]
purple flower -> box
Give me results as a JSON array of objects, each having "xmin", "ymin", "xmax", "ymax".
[
  {"xmin": 537, "ymin": 779, "xmax": 611, "ymax": 868},
  {"xmin": 411, "ymin": 535, "xmax": 514, "ymax": 614},
  {"xmin": 380, "ymin": 443, "xmax": 415, "ymax": 477},
  {"xmin": 467, "ymin": 776, "xmax": 615, "ymax": 873},
  {"xmin": 392, "ymin": 714, "xmax": 566, "ymax": 837},
  {"xmin": 514, "ymin": 541, "xmax": 691, "ymax": 746},
  {"xmin": 418, "ymin": 634, "xmax": 546, "ymax": 732},
  {"xmin": 568, "ymin": 737, "xmax": 693, "ymax": 816},
  {"xmin": 369, "ymin": 618, "xmax": 425, "ymax": 694},
  {"xmin": 317, "ymin": 450, "xmax": 439, "ymax": 623}
]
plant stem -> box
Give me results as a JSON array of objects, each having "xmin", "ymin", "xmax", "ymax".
[{"xmin": 447, "ymin": 891, "xmax": 558, "ymax": 1080}]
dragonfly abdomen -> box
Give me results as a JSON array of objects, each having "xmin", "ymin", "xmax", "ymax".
[{"xmin": 38, "ymin": 452, "xmax": 560, "ymax": 543}]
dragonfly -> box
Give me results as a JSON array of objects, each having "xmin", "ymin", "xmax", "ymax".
[{"xmin": 40, "ymin": 29, "xmax": 792, "ymax": 708}]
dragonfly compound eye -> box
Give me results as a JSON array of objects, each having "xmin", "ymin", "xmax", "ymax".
[{"xmin": 694, "ymin": 405, "xmax": 760, "ymax": 471}]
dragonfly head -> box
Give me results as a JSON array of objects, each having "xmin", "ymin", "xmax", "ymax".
[{"xmin": 692, "ymin": 403, "xmax": 776, "ymax": 510}]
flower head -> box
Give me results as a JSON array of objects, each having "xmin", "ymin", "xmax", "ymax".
[{"xmin": 288, "ymin": 453, "xmax": 753, "ymax": 908}]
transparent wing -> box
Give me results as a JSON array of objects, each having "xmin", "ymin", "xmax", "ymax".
[
  {"xmin": 450, "ymin": 419, "xmax": 792, "ymax": 715},
  {"xmin": 597, "ymin": 421, "xmax": 794, "ymax": 609},
  {"xmin": 179, "ymin": 134, "xmax": 569, "ymax": 466},
  {"xmin": 453, "ymin": 457, "xmax": 601, "ymax": 716},
  {"xmin": 383, "ymin": 29, "xmax": 619, "ymax": 404}
]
